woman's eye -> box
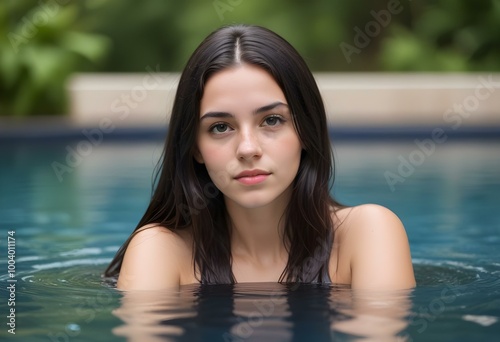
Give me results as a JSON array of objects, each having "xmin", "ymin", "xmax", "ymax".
[
  {"xmin": 263, "ymin": 115, "xmax": 283, "ymax": 126},
  {"xmin": 210, "ymin": 123, "xmax": 229, "ymax": 134}
]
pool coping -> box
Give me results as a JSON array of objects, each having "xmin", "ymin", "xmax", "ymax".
[
  {"xmin": 1, "ymin": 72, "xmax": 500, "ymax": 141},
  {"xmin": 67, "ymin": 72, "xmax": 500, "ymax": 127}
]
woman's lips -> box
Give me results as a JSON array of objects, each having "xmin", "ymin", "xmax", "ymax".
[
  {"xmin": 235, "ymin": 174, "xmax": 269, "ymax": 185},
  {"xmin": 234, "ymin": 170, "xmax": 271, "ymax": 185}
]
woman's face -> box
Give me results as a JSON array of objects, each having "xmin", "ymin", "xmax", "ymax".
[{"xmin": 196, "ymin": 64, "xmax": 302, "ymax": 209}]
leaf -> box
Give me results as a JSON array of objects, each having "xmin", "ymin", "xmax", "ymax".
[
  {"xmin": 59, "ymin": 31, "xmax": 111, "ymax": 63},
  {"xmin": 0, "ymin": 43, "xmax": 22, "ymax": 88},
  {"xmin": 23, "ymin": 45, "xmax": 73, "ymax": 88}
]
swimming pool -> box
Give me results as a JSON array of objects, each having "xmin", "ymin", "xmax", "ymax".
[{"xmin": 1, "ymin": 134, "xmax": 499, "ymax": 341}]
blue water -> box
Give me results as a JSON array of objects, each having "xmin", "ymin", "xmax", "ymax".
[{"xmin": 1, "ymin": 139, "xmax": 499, "ymax": 341}]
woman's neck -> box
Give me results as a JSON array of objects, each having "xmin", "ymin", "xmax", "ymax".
[{"xmin": 225, "ymin": 188, "xmax": 291, "ymax": 264}]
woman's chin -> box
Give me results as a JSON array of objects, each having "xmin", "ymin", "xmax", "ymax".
[
  {"xmin": 224, "ymin": 194, "xmax": 277, "ymax": 210},
  {"xmin": 223, "ymin": 189, "xmax": 292, "ymax": 211}
]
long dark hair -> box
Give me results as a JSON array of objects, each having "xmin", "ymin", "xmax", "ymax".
[{"xmin": 105, "ymin": 24, "xmax": 342, "ymax": 284}]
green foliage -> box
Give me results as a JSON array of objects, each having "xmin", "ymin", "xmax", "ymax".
[
  {"xmin": 1, "ymin": 0, "xmax": 499, "ymax": 116},
  {"xmin": 0, "ymin": 1, "xmax": 110, "ymax": 116},
  {"xmin": 380, "ymin": 0, "xmax": 500, "ymax": 71},
  {"xmin": 77, "ymin": 0, "xmax": 378, "ymax": 72},
  {"xmin": 74, "ymin": 0, "xmax": 500, "ymax": 73}
]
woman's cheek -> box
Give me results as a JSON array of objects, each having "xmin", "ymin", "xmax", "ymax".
[{"xmin": 204, "ymin": 148, "xmax": 235, "ymax": 190}]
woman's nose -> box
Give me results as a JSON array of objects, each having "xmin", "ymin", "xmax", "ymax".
[{"xmin": 236, "ymin": 130, "xmax": 262, "ymax": 160}]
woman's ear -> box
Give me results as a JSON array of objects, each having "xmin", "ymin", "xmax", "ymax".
[{"xmin": 193, "ymin": 148, "xmax": 204, "ymax": 164}]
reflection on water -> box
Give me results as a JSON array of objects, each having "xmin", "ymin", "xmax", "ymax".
[
  {"xmin": 1, "ymin": 259, "xmax": 498, "ymax": 341},
  {"xmin": 1, "ymin": 141, "xmax": 500, "ymax": 341},
  {"xmin": 112, "ymin": 283, "xmax": 413, "ymax": 342}
]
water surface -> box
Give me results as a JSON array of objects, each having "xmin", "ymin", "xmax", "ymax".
[{"xmin": 0, "ymin": 140, "xmax": 499, "ymax": 341}]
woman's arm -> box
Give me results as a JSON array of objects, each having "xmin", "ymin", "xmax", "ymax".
[{"xmin": 346, "ymin": 204, "xmax": 416, "ymax": 290}]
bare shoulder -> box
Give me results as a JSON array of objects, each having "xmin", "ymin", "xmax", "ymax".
[
  {"xmin": 128, "ymin": 224, "xmax": 193, "ymax": 249},
  {"xmin": 333, "ymin": 204, "xmax": 405, "ymax": 238},
  {"xmin": 117, "ymin": 224, "xmax": 193, "ymax": 291},
  {"xmin": 333, "ymin": 204, "xmax": 416, "ymax": 290}
]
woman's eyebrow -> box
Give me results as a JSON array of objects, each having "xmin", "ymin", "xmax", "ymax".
[
  {"xmin": 253, "ymin": 101, "xmax": 288, "ymax": 114},
  {"xmin": 200, "ymin": 101, "xmax": 288, "ymax": 121},
  {"xmin": 200, "ymin": 111, "xmax": 233, "ymax": 121}
]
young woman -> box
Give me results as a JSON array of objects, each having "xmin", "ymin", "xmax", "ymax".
[{"xmin": 104, "ymin": 24, "xmax": 415, "ymax": 291}]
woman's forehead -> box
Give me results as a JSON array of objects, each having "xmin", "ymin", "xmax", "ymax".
[{"xmin": 200, "ymin": 65, "xmax": 287, "ymax": 116}]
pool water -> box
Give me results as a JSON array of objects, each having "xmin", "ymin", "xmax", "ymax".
[{"xmin": 1, "ymin": 139, "xmax": 499, "ymax": 341}]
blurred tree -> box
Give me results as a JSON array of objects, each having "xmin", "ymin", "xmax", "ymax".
[
  {"xmin": 0, "ymin": 1, "xmax": 110, "ymax": 116},
  {"xmin": 1, "ymin": 0, "xmax": 499, "ymax": 116},
  {"xmin": 380, "ymin": 0, "xmax": 500, "ymax": 71},
  {"xmin": 81, "ymin": 0, "xmax": 500, "ymax": 72},
  {"xmin": 78, "ymin": 0, "xmax": 391, "ymax": 72}
]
